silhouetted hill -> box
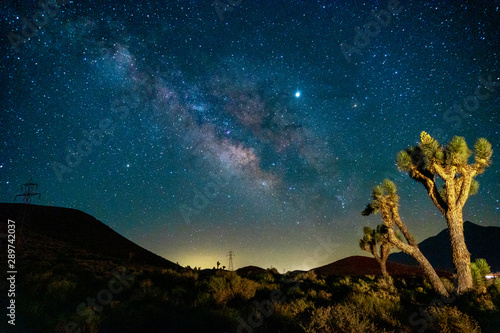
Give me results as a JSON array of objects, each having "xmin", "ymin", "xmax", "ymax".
[
  {"xmin": 312, "ymin": 255, "xmax": 452, "ymax": 278},
  {"xmin": 0, "ymin": 203, "xmax": 178, "ymax": 269},
  {"xmin": 236, "ymin": 265, "xmax": 267, "ymax": 276},
  {"xmin": 389, "ymin": 221, "xmax": 500, "ymax": 272}
]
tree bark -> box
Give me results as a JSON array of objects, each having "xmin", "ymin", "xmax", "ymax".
[
  {"xmin": 380, "ymin": 259, "xmax": 388, "ymax": 277},
  {"xmin": 387, "ymin": 229, "xmax": 449, "ymax": 298},
  {"xmin": 446, "ymin": 209, "xmax": 473, "ymax": 293}
]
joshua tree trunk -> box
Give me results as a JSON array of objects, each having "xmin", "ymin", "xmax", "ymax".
[
  {"xmin": 447, "ymin": 210, "xmax": 473, "ymax": 293},
  {"xmin": 372, "ymin": 250, "xmax": 389, "ymax": 277},
  {"xmin": 373, "ymin": 244, "xmax": 390, "ymax": 277},
  {"xmin": 379, "ymin": 242, "xmax": 391, "ymax": 277},
  {"xmin": 386, "ymin": 225, "xmax": 449, "ymax": 298},
  {"xmin": 379, "ymin": 259, "xmax": 388, "ymax": 277}
]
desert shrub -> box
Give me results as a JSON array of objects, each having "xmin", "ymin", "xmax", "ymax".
[
  {"xmin": 209, "ymin": 276, "xmax": 232, "ymax": 305},
  {"xmin": 268, "ymin": 267, "xmax": 279, "ymax": 275},
  {"xmin": 258, "ymin": 282, "xmax": 281, "ymax": 293},
  {"xmin": 274, "ymin": 298, "xmax": 312, "ymax": 319},
  {"xmin": 258, "ymin": 271, "xmax": 276, "ymax": 285},
  {"xmin": 306, "ymin": 299, "xmax": 400, "ymax": 333},
  {"xmin": 208, "ymin": 272, "xmax": 259, "ymax": 306},
  {"xmin": 298, "ymin": 270, "xmax": 317, "ymax": 282},
  {"xmin": 425, "ymin": 305, "xmax": 481, "ymax": 333},
  {"xmin": 331, "ymin": 301, "xmax": 380, "ymax": 332},
  {"xmin": 156, "ymin": 268, "xmax": 199, "ymax": 285},
  {"xmin": 286, "ymin": 284, "xmax": 306, "ymax": 298},
  {"xmin": 328, "ymin": 276, "xmax": 402, "ymax": 331},
  {"xmin": 305, "ymin": 306, "xmax": 335, "ymax": 333},
  {"xmin": 317, "ymin": 289, "xmax": 332, "ymax": 301},
  {"xmin": 338, "ymin": 276, "xmax": 352, "ymax": 287},
  {"xmin": 305, "ymin": 303, "xmax": 384, "ymax": 333},
  {"xmin": 348, "ymin": 291, "xmax": 400, "ymax": 328}
]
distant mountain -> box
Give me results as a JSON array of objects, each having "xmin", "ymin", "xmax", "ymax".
[
  {"xmin": 0, "ymin": 203, "xmax": 179, "ymax": 269},
  {"xmin": 389, "ymin": 221, "xmax": 500, "ymax": 272},
  {"xmin": 312, "ymin": 255, "xmax": 452, "ymax": 278}
]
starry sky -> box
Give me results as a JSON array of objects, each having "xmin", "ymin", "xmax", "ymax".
[{"xmin": 1, "ymin": 0, "xmax": 499, "ymax": 271}]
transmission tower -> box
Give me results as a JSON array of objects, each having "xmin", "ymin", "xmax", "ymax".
[
  {"xmin": 227, "ymin": 250, "xmax": 235, "ymax": 271},
  {"xmin": 13, "ymin": 178, "xmax": 41, "ymax": 248},
  {"xmin": 14, "ymin": 178, "xmax": 41, "ymax": 204}
]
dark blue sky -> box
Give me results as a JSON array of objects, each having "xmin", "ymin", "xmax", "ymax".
[{"xmin": 1, "ymin": 0, "xmax": 498, "ymax": 270}]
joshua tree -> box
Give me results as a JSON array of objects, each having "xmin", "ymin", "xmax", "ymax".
[
  {"xmin": 217, "ymin": 261, "xmax": 221, "ymax": 269},
  {"xmin": 363, "ymin": 179, "xmax": 449, "ymax": 297},
  {"xmin": 470, "ymin": 258, "xmax": 499, "ymax": 294},
  {"xmin": 359, "ymin": 224, "xmax": 392, "ymax": 277},
  {"xmin": 396, "ymin": 131, "xmax": 492, "ymax": 293}
]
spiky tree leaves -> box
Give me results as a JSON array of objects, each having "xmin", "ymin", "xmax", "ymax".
[
  {"xmin": 470, "ymin": 258, "xmax": 498, "ymax": 294},
  {"xmin": 420, "ymin": 131, "xmax": 445, "ymax": 169},
  {"xmin": 362, "ymin": 179, "xmax": 450, "ymax": 297},
  {"xmin": 396, "ymin": 131, "xmax": 492, "ymax": 210},
  {"xmin": 469, "ymin": 179, "xmax": 480, "ymax": 196},
  {"xmin": 396, "ymin": 150, "xmax": 412, "ymax": 172},
  {"xmin": 395, "ymin": 131, "xmax": 493, "ymax": 294},
  {"xmin": 474, "ymin": 138, "xmax": 493, "ymax": 174},
  {"xmin": 359, "ymin": 224, "xmax": 392, "ymax": 276}
]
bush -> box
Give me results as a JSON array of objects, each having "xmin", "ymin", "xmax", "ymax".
[
  {"xmin": 426, "ymin": 305, "xmax": 481, "ymax": 333},
  {"xmin": 208, "ymin": 272, "xmax": 259, "ymax": 306}
]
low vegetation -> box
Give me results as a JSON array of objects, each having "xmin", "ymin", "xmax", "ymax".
[{"xmin": 4, "ymin": 255, "xmax": 500, "ymax": 333}]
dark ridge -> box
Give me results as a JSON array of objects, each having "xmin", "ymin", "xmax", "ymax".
[
  {"xmin": 236, "ymin": 265, "xmax": 267, "ymax": 276},
  {"xmin": 0, "ymin": 203, "xmax": 179, "ymax": 269}
]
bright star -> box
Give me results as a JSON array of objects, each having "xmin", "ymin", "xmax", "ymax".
[{"xmin": 295, "ymin": 91, "xmax": 301, "ymax": 98}]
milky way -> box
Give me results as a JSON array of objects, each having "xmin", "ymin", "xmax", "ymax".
[{"xmin": 1, "ymin": 0, "xmax": 499, "ymax": 270}]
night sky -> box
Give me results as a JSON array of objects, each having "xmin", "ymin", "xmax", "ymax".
[{"xmin": 1, "ymin": 0, "xmax": 499, "ymax": 271}]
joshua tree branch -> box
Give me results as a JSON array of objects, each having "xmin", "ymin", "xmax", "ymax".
[
  {"xmin": 409, "ymin": 166, "xmax": 448, "ymax": 214},
  {"xmin": 390, "ymin": 204, "xmax": 417, "ymax": 247},
  {"xmin": 456, "ymin": 167, "xmax": 476, "ymax": 210}
]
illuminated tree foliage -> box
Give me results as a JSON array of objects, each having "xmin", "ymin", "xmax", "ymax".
[{"xmin": 396, "ymin": 132, "xmax": 492, "ymax": 293}]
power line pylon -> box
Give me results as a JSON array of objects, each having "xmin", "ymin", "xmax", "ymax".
[
  {"xmin": 13, "ymin": 178, "xmax": 41, "ymax": 248},
  {"xmin": 227, "ymin": 250, "xmax": 235, "ymax": 271},
  {"xmin": 14, "ymin": 178, "xmax": 41, "ymax": 204}
]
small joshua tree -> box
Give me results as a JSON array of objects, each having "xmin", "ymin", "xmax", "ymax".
[
  {"xmin": 396, "ymin": 131, "xmax": 492, "ymax": 293},
  {"xmin": 363, "ymin": 179, "xmax": 449, "ymax": 297},
  {"xmin": 470, "ymin": 258, "xmax": 500, "ymax": 294},
  {"xmin": 359, "ymin": 224, "xmax": 392, "ymax": 277}
]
